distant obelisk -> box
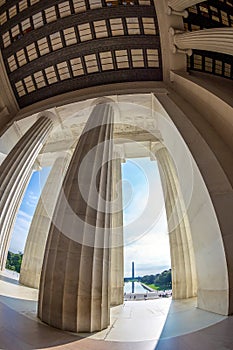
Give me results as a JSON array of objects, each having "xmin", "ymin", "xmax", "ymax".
[{"xmin": 132, "ymin": 261, "xmax": 135, "ymax": 294}]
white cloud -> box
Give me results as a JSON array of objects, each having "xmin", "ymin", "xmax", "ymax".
[
  {"xmin": 9, "ymin": 210, "xmax": 33, "ymax": 253},
  {"xmin": 123, "ymin": 190, "xmax": 148, "ymax": 224},
  {"xmin": 122, "ymin": 158, "xmax": 170, "ymax": 277},
  {"xmin": 26, "ymin": 190, "xmax": 39, "ymax": 207},
  {"xmin": 17, "ymin": 210, "xmax": 33, "ymax": 221},
  {"xmin": 124, "ymin": 216, "xmax": 171, "ymax": 277}
]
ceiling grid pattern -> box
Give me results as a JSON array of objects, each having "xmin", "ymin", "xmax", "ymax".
[
  {"xmin": 0, "ymin": 0, "xmax": 162, "ymax": 108},
  {"xmin": 184, "ymin": 0, "xmax": 233, "ymax": 79}
]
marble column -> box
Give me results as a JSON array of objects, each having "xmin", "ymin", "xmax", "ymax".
[
  {"xmin": 168, "ymin": 0, "xmax": 206, "ymax": 11},
  {"xmin": 38, "ymin": 102, "xmax": 114, "ymax": 333},
  {"xmin": 0, "ymin": 115, "xmax": 53, "ymax": 270},
  {"xmin": 171, "ymin": 27, "xmax": 233, "ymax": 56},
  {"xmin": 2, "ymin": 168, "xmax": 33, "ymax": 267},
  {"xmin": 110, "ymin": 153, "xmax": 124, "ymax": 306},
  {"xmin": 19, "ymin": 151, "xmax": 72, "ymax": 289},
  {"xmin": 154, "ymin": 144, "xmax": 197, "ymax": 299}
]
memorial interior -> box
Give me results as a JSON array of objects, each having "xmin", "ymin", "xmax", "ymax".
[{"xmin": 0, "ymin": 0, "xmax": 232, "ymax": 349}]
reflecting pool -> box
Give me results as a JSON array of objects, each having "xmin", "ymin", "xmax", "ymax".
[{"xmin": 124, "ymin": 281, "xmax": 148, "ymax": 294}]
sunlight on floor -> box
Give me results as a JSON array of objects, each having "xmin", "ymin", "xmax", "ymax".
[
  {"xmin": 0, "ymin": 269, "xmax": 227, "ymax": 347},
  {"xmin": 0, "ymin": 269, "xmax": 170, "ymax": 345}
]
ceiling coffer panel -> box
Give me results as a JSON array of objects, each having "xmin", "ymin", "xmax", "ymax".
[
  {"xmin": 0, "ymin": 0, "xmax": 162, "ymax": 108},
  {"xmin": 184, "ymin": 0, "xmax": 233, "ymax": 79}
]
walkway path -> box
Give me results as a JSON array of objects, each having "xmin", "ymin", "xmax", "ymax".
[{"xmin": 0, "ymin": 270, "xmax": 233, "ymax": 349}]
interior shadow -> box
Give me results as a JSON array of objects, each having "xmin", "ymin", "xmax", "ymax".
[
  {"xmin": 154, "ymin": 298, "xmax": 228, "ymax": 350},
  {"xmin": 0, "ymin": 274, "xmax": 20, "ymax": 285},
  {"xmin": 0, "ymin": 296, "xmax": 159, "ymax": 350}
]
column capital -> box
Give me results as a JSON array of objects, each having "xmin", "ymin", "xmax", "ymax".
[
  {"xmin": 169, "ymin": 27, "xmax": 185, "ymax": 35},
  {"xmin": 169, "ymin": 27, "xmax": 192, "ymax": 56},
  {"xmin": 54, "ymin": 149, "xmax": 73, "ymax": 160},
  {"xmin": 172, "ymin": 45, "xmax": 193, "ymax": 56},
  {"xmin": 151, "ymin": 141, "xmax": 166, "ymax": 155},
  {"xmin": 32, "ymin": 160, "xmax": 42, "ymax": 171},
  {"xmin": 167, "ymin": 6, "xmax": 189, "ymax": 18},
  {"xmin": 172, "ymin": 27, "xmax": 233, "ymax": 56},
  {"xmin": 37, "ymin": 110, "xmax": 58, "ymax": 125},
  {"xmin": 168, "ymin": 0, "xmax": 207, "ymax": 12}
]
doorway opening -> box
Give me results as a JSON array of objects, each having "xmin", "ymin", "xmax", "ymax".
[{"xmin": 122, "ymin": 157, "xmax": 171, "ymax": 300}]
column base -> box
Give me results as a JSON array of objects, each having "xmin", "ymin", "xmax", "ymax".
[
  {"xmin": 19, "ymin": 271, "xmax": 40, "ymax": 289},
  {"xmin": 111, "ymin": 287, "xmax": 124, "ymax": 306},
  {"xmin": 197, "ymin": 289, "xmax": 229, "ymax": 316}
]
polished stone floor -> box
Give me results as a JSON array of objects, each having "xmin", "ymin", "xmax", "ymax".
[{"xmin": 1, "ymin": 270, "xmax": 233, "ymax": 350}]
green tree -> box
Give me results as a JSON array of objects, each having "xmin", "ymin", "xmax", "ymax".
[
  {"xmin": 5, "ymin": 251, "xmax": 23, "ymax": 273},
  {"xmin": 140, "ymin": 269, "xmax": 172, "ymax": 290}
]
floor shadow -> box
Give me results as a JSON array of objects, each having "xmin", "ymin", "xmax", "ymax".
[
  {"xmin": 0, "ymin": 279, "xmax": 232, "ymax": 350},
  {"xmin": 0, "ymin": 295, "xmax": 159, "ymax": 350},
  {"xmin": 0, "ymin": 298, "xmax": 158, "ymax": 350},
  {"xmin": 0, "ymin": 274, "xmax": 20, "ymax": 285},
  {"xmin": 154, "ymin": 298, "xmax": 229, "ymax": 350},
  {"xmin": 0, "ymin": 300, "xmax": 84, "ymax": 349},
  {"xmin": 155, "ymin": 315, "xmax": 233, "ymax": 350}
]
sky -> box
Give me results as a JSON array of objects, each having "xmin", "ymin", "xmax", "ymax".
[
  {"xmin": 9, "ymin": 157, "xmax": 170, "ymax": 277},
  {"xmin": 122, "ymin": 158, "xmax": 170, "ymax": 277},
  {"xmin": 9, "ymin": 167, "xmax": 51, "ymax": 253}
]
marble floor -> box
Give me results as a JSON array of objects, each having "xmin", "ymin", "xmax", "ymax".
[{"xmin": 1, "ymin": 270, "xmax": 233, "ymax": 350}]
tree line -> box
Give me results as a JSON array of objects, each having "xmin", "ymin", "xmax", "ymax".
[
  {"xmin": 6, "ymin": 251, "xmax": 23, "ymax": 273},
  {"xmin": 139, "ymin": 269, "xmax": 172, "ymax": 290},
  {"xmin": 6, "ymin": 250, "xmax": 172, "ymax": 290},
  {"xmin": 124, "ymin": 269, "xmax": 172, "ymax": 290}
]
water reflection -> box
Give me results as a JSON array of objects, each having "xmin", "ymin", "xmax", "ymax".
[{"xmin": 124, "ymin": 281, "xmax": 148, "ymax": 294}]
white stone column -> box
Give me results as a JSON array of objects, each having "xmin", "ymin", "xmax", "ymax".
[
  {"xmin": 153, "ymin": 144, "xmax": 197, "ymax": 299},
  {"xmin": 0, "ymin": 52, "xmax": 19, "ymax": 135},
  {"xmin": 171, "ymin": 27, "xmax": 233, "ymax": 56},
  {"xmin": 19, "ymin": 151, "xmax": 72, "ymax": 289},
  {"xmin": 2, "ymin": 168, "xmax": 33, "ymax": 265},
  {"xmin": 110, "ymin": 152, "xmax": 124, "ymax": 306},
  {"xmin": 0, "ymin": 115, "xmax": 53, "ymax": 270},
  {"xmin": 153, "ymin": 90, "xmax": 231, "ymax": 315},
  {"xmin": 168, "ymin": 0, "xmax": 206, "ymax": 11},
  {"xmin": 38, "ymin": 102, "xmax": 114, "ymax": 333}
]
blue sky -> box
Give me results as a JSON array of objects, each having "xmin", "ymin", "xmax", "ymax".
[
  {"xmin": 122, "ymin": 158, "xmax": 170, "ymax": 277},
  {"xmin": 9, "ymin": 158, "xmax": 170, "ymax": 277},
  {"xmin": 9, "ymin": 167, "xmax": 51, "ymax": 253}
]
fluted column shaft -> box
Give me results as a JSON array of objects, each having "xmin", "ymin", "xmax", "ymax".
[
  {"xmin": 110, "ymin": 154, "xmax": 124, "ymax": 306},
  {"xmin": 2, "ymin": 169, "xmax": 33, "ymax": 266},
  {"xmin": 155, "ymin": 146, "xmax": 197, "ymax": 299},
  {"xmin": 168, "ymin": 0, "xmax": 206, "ymax": 11},
  {"xmin": 19, "ymin": 152, "xmax": 72, "ymax": 289},
  {"xmin": 173, "ymin": 28, "xmax": 233, "ymax": 56},
  {"xmin": 38, "ymin": 103, "xmax": 114, "ymax": 333},
  {"xmin": 0, "ymin": 116, "xmax": 53, "ymax": 270}
]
